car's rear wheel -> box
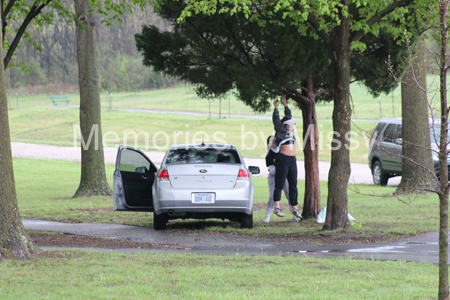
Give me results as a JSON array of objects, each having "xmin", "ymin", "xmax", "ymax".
[
  {"xmin": 240, "ymin": 212, "xmax": 253, "ymax": 229},
  {"xmin": 372, "ymin": 161, "xmax": 389, "ymax": 186},
  {"xmin": 153, "ymin": 213, "xmax": 168, "ymax": 230}
]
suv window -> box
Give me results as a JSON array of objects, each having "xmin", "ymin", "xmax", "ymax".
[
  {"xmin": 371, "ymin": 122, "xmax": 386, "ymax": 142},
  {"xmin": 383, "ymin": 124, "xmax": 397, "ymax": 142},
  {"xmin": 396, "ymin": 125, "xmax": 402, "ymax": 140}
]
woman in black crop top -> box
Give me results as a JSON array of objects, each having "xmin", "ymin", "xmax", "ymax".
[
  {"xmin": 271, "ymin": 93, "xmax": 302, "ymax": 219},
  {"xmin": 264, "ymin": 135, "xmax": 300, "ymax": 223}
]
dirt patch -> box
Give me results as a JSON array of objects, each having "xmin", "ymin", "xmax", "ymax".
[
  {"xmin": 29, "ymin": 232, "xmax": 189, "ymax": 250},
  {"xmin": 251, "ymin": 230, "xmax": 408, "ymax": 245}
]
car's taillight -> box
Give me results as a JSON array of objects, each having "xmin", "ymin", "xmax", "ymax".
[
  {"xmin": 157, "ymin": 169, "xmax": 169, "ymax": 180},
  {"xmin": 237, "ymin": 169, "xmax": 249, "ymax": 180}
]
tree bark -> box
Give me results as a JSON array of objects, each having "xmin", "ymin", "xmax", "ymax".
[
  {"xmin": 73, "ymin": 0, "xmax": 112, "ymax": 198},
  {"xmin": 0, "ymin": 12, "xmax": 36, "ymax": 258},
  {"xmin": 396, "ymin": 38, "xmax": 436, "ymax": 193},
  {"xmin": 323, "ymin": 3, "xmax": 351, "ymax": 230},
  {"xmin": 289, "ymin": 77, "xmax": 321, "ymax": 219},
  {"xmin": 438, "ymin": 2, "xmax": 449, "ymax": 299}
]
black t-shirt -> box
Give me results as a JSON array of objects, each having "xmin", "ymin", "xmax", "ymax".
[{"xmin": 265, "ymin": 149, "xmax": 278, "ymax": 167}]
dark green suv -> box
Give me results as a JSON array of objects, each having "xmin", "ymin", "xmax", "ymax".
[{"xmin": 368, "ymin": 118, "xmax": 446, "ymax": 185}]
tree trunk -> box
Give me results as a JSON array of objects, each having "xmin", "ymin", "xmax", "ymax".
[
  {"xmin": 438, "ymin": 2, "xmax": 449, "ymax": 299},
  {"xmin": 396, "ymin": 38, "xmax": 436, "ymax": 194},
  {"xmin": 323, "ymin": 4, "xmax": 351, "ymax": 230},
  {"xmin": 0, "ymin": 12, "xmax": 36, "ymax": 258},
  {"xmin": 297, "ymin": 77, "xmax": 321, "ymax": 219},
  {"xmin": 73, "ymin": 0, "xmax": 112, "ymax": 198}
]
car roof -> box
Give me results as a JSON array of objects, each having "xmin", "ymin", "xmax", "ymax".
[
  {"xmin": 169, "ymin": 143, "xmax": 237, "ymax": 150},
  {"xmin": 378, "ymin": 117, "xmax": 441, "ymax": 126},
  {"xmin": 378, "ymin": 118, "xmax": 402, "ymax": 124}
]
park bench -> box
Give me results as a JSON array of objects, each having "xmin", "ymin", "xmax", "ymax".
[{"xmin": 49, "ymin": 95, "xmax": 71, "ymax": 106}]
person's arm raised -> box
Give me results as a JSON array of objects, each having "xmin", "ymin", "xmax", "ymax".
[
  {"xmin": 272, "ymin": 100, "xmax": 282, "ymax": 130},
  {"xmin": 282, "ymin": 93, "xmax": 292, "ymax": 117}
]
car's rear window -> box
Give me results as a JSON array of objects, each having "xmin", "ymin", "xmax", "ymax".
[
  {"xmin": 165, "ymin": 148, "xmax": 241, "ymax": 164},
  {"xmin": 430, "ymin": 126, "xmax": 450, "ymax": 143}
]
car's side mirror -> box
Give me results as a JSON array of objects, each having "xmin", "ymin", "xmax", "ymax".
[
  {"xmin": 395, "ymin": 138, "xmax": 402, "ymax": 145},
  {"xmin": 248, "ymin": 166, "xmax": 260, "ymax": 175},
  {"xmin": 135, "ymin": 166, "xmax": 148, "ymax": 173}
]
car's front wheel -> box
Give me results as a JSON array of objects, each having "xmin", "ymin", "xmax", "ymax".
[
  {"xmin": 153, "ymin": 213, "xmax": 168, "ymax": 230},
  {"xmin": 372, "ymin": 161, "xmax": 389, "ymax": 186},
  {"xmin": 240, "ymin": 212, "xmax": 253, "ymax": 229}
]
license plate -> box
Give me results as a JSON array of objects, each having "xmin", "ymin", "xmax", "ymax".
[{"xmin": 192, "ymin": 193, "xmax": 215, "ymax": 204}]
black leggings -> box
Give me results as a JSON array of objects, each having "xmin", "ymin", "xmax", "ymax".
[{"xmin": 273, "ymin": 153, "xmax": 298, "ymax": 206}]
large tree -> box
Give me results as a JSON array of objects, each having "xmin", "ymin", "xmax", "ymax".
[
  {"xmin": 178, "ymin": 0, "xmax": 430, "ymax": 229},
  {"xmin": 0, "ymin": 11, "xmax": 35, "ymax": 258},
  {"xmin": 72, "ymin": 0, "xmax": 111, "ymax": 197},
  {"xmin": 396, "ymin": 38, "xmax": 436, "ymax": 193},
  {"xmin": 0, "ymin": 0, "xmax": 143, "ymax": 257},
  {"xmin": 138, "ymin": 1, "xmax": 412, "ymax": 219},
  {"xmin": 136, "ymin": 1, "xmax": 331, "ymax": 218}
]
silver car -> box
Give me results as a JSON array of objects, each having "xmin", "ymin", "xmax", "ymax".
[{"xmin": 113, "ymin": 144, "xmax": 260, "ymax": 230}]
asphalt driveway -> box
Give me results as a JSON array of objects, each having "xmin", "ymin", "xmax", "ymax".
[{"xmin": 24, "ymin": 219, "xmax": 443, "ymax": 263}]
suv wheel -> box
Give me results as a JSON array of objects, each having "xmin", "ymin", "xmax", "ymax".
[
  {"xmin": 240, "ymin": 212, "xmax": 253, "ymax": 229},
  {"xmin": 372, "ymin": 161, "xmax": 389, "ymax": 186},
  {"xmin": 153, "ymin": 212, "xmax": 168, "ymax": 230}
]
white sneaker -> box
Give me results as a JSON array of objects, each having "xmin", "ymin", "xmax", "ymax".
[
  {"xmin": 293, "ymin": 215, "xmax": 301, "ymax": 222},
  {"xmin": 263, "ymin": 216, "xmax": 270, "ymax": 223},
  {"xmin": 274, "ymin": 208, "xmax": 285, "ymax": 217},
  {"xmin": 290, "ymin": 208, "xmax": 302, "ymax": 219}
]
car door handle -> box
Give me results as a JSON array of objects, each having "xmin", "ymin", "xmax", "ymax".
[{"xmin": 142, "ymin": 176, "xmax": 148, "ymax": 180}]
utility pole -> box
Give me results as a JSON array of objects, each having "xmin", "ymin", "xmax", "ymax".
[
  {"xmin": 228, "ymin": 92, "xmax": 230, "ymax": 118},
  {"xmin": 378, "ymin": 97, "xmax": 382, "ymax": 119}
]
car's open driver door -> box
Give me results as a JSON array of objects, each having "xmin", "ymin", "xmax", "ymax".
[{"xmin": 113, "ymin": 146, "xmax": 157, "ymax": 211}]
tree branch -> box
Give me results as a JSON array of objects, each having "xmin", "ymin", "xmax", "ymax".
[
  {"xmin": 348, "ymin": 184, "xmax": 441, "ymax": 203},
  {"xmin": 3, "ymin": 0, "xmax": 16, "ymax": 20},
  {"xmin": 307, "ymin": 12, "xmax": 331, "ymax": 47},
  {"xmin": 4, "ymin": 1, "xmax": 51, "ymax": 69},
  {"xmin": 315, "ymin": 88, "xmax": 331, "ymax": 97},
  {"xmin": 2, "ymin": 0, "xmax": 17, "ymax": 45},
  {"xmin": 284, "ymin": 88, "xmax": 309, "ymax": 104},
  {"xmin": 351, "ymin": 0, "xmax": 414, "ymax": 42}
]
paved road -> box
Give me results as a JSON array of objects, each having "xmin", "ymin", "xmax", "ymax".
[
  {"xmin": 115, "ymin": 107, "xmax": 379, "ymax": 123},
  {"xmin": 11, "ymin": 142, "xmax": 400, "ymax": 185},
  {"xmin": 53, "ymin": 103, "xmax": 379, "ymax": 123},
  {"xmin": 23, "ymin": 219, "xmax": 444, "ymax": 263}
]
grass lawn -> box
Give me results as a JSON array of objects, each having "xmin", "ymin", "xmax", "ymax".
[
  {"xmin": 16, "ymin": 158, "xmax": 440, "ymax": 239},
  {"xmin": 0, "ymin": 250, "xmax": 436, "ymax": 299},
  {"xmin": 7, "ymin": 74, "xmax": 444, "ymax": 119},
  {"xmin": 9, "ymin": 106, "xmax": 377, "ymax": 163}
]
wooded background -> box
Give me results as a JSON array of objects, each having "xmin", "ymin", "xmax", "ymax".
[{"xmin": 4, "ymin": 1, "xmax": 179, "ymax": 95}]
